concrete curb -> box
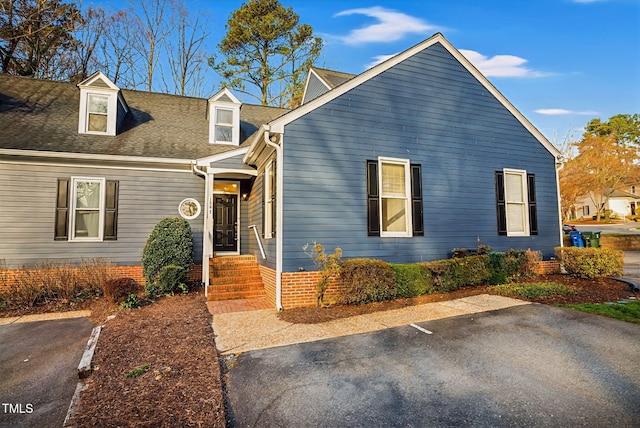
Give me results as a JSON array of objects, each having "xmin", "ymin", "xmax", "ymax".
[
  {"xmin": 611, "ymin": 277, "xmax": 640, "ymax": 293},
  {"xmin": 64, "ymin": 322, "xmax": 106, "ymax": 427},
  {"xmin": 0, "ymin": 310, "xmax": 92, "ymax": 325}
]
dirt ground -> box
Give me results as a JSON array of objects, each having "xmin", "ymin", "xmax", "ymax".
[{"xmin": 1, "ymin": 275, "xmax": 637, "ymax": 427}]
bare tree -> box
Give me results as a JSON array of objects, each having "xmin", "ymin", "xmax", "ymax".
[
  {"xmin": 128, "ymin": 0, "xmax": 171, "ymax": 92},
  {"xmin": 165, "ymin": 2, "xmax": 210, "ymax": 97},
  {"xmin": 92, "ymin": 9, "xmax": 140, "ymax": 88},
  {"xmin": 66, "ymin": 6, "xmax": 106, "ymax": 82}
]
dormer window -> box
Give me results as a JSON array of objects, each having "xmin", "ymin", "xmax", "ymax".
[
  {"xmin": 209, "ymin": 88, "xmax": 241, "ymax": 145},
  {"xmin": 87, "ymin": 94, "xmax": 109, "ymax": 132},
  {"xmin": 77, "ymin": 71, "xmax": 128, "ymax": 136},
  {"xmin": 214, "ymin": 107, "xmax": 234, "ymax": 143}
]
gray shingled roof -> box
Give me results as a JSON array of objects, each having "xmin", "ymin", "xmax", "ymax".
[
  {"xmin": 312, "ymin": 67, "xmax": 355, "ymax": 89},
  {"xmin": 0, "ymin": 74, "xmax": 287, "ymax": 160}
]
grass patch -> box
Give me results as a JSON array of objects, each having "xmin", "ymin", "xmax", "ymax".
[
  {"xmin": 126, "ymin": 363, "xmax": 151, "ymax": 378},
  {"xmin": 560, "ymin": 300, "xmax": 640, "ymax": 324},
  {"xmin": 494, "ymin": 282, "xmax": 575, "ymax": 299}
]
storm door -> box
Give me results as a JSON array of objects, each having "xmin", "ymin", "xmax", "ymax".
[{"xmin": 214, "ymin": 194, "xmax": 238, "ymax": 253}]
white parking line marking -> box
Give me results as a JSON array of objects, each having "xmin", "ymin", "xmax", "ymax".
[{"xmin": 410, "ymin": 323, "xmax": 433, "ymax": 335}]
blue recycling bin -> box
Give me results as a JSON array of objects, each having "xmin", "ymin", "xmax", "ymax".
[{"xmin": 569, "ymin": 231, "xmax": 584, "ymax": 247}]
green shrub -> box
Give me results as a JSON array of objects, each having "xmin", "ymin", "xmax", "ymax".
[
  {"xmin": 555, "ymin": 247, "xmax": 623, "ymax": 279},
  {"xmin": 120, "ymin": 293, "xmax": 143, "ymax": 309},
  {"xmin": 142, "ymin": 217, "xmax": 194, "ymax": 285},
  {"xmin": 486, "ymin": 250, "xmax": 541, "ymax": 284},
  {"xmin": 339, "ymin": 259, "xmax": 397, "ymax": 305},
  {"xmin": 157, "ymin": 265, "xmax": 187, "ymax": 295},
  {"xmin": 392, "ymin": 264, "xmax": 434, "ymax": 298},
  {"xmin": 420, "ymin": 255, "xmax": 490, "ymax": 293}
]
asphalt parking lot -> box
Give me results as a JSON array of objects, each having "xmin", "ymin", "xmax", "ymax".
[
  {"xmin": 226, "ymin": 304, "xmax": 640, "ymax": 427},
  {"xmin": 0, "ymin": 317, "xmax": 94, "ymax": 428}
]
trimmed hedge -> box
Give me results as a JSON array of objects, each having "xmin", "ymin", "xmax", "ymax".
[
  {"xmin": 487, "ymin": 250, "xmax": 541, "ymax": 284},
  {"xmin": 420, "ymin": 255, "xmax": 490, "ymax": 293},
  {"xmin": 393, "ymin": 264, "xmax": 434, "ymax": 298},
  {"xmin": 329, "ymin": 249, "xmax": 544, "ymax": 306},
  {"xmin": 555, "ymin": 247, "xmax": 624, "ymax": 279},
  {"xmin": 339, "ymin": 259, "xmax": 396, "ymax": 305}
]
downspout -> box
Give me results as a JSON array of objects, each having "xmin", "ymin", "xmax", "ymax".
[
  {"xmin": 555, "ymin": 157, "xmax": 565, "ymax": 248},
  {"xmin": 263, "ymin": 127, "xmax": 284, "ymax": 311},
  {"xmin": 192, "ymin": 162, "xmax": 211, "ymax": 298}
]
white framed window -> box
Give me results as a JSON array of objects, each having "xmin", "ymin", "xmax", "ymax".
[
  {"xmin": 70, "ymin": 177, "xmax": 105, "ymax": 241},
  {"xmin": 87, "ymin": 94, "xmax": 109, "ymax": 133},
  {"xmin": 503, "ymin": 169, "xmax": 529, "ymax": 236},
  {"xmin": 379, "ymin": 157, "xmax": 412, "ymax": 237},
  {"xmin": 214, "ymin": 107, "xmax": 234, "ymax": 143}
]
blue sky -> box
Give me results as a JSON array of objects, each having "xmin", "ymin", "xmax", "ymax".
[{"xmin": 97, "ymin": 0, "xmax": 640, "ymax": 145}]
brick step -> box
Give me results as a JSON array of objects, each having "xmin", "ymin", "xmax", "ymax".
[
  {"xmin": 208, "ymin": 255, "xmax": 265, "ymax": 301},
  {"xmin": 211, "ymin": 268, "xmax": 262, "ymax": 277},
  {"xmin": 210, "ymin": 256, "xmax": 258, "ymax": 267},
  {"xmin": 209, "ymin": 281, "xmax": 264, "ymax": 291},
  {"xmin": 208, "ymin": 289, "xmax": 267, "ymax": 301}
]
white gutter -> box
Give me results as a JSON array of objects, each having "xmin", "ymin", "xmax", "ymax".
[
  {"xmin": 263, "ymin": 127, "xmax": 284, "ymax": 311},
  {"xmin": 192, "ymin": 162, "xmax": 211, "ymax": 298},
  {"xmin": 0, "ymin": 148, "xmax": 192, "ymax": 165}
]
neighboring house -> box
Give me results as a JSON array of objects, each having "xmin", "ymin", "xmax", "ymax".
[
  {"xmin": 576, "ymin": 189, "xmax": 640, "ymax": 219},
  {"xmin": 0, "ymin": 33, "xmax": 562, "ymax": 309}
]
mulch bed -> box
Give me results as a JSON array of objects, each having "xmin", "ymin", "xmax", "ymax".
[
  {"xmin": 67, "ymin": 293, "xmax": 226, "ymax": 428},
  {"xmin": 278, "ymin": 275, "xmax": 637, "ymax": 324}
]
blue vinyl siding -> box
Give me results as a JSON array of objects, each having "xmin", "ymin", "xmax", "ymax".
[
  {"xmin": 280, "ymin": 42, "xmax": 560, "ymax": 272},
  {"xmin": 246, "ymin": 164, "xmax": 276, "ymax": 270}
]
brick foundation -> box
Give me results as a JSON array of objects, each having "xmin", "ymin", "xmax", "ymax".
[
  {"xmin": 536, "ymin": 260, "xmax": 561, "ymax": 275},
  {"xmin": 0, "ymin": 264, "xmax": 202, "ymax": 288}
]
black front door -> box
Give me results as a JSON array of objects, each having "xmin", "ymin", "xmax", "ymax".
[{"xmin": 214, "ymin": 194, "xmax": 237, "ymax": 252}]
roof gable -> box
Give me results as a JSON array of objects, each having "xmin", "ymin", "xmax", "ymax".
[
  {"xmin": 209, "ymin": 87, "xmax": 241, "ymax": 105},
  {"xmin": 302, "ymin": 67, "xmax": 355, "ymax": 105},
  {"xmin": 267, "ymin": 33, "xmax": 560, "ymax": 158},
  {"xmin": 78, "ymin": 71, "xmax": 120, "ymax": 91}
]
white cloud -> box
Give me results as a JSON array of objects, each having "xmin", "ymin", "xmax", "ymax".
[
  {"xmin": 535, "ymin": 109, "xmax": 600, "ymax": 116},
  {"xmin": 365, "ymin": 53, "xmax": 397, "ymax": 69},
  {"xmin": 459, "ymin": 49, "xmax": 550, "ymax": 78},
  {"xmin": 334, "ymin": 6, "xmax": 437, "ymax": 45}
]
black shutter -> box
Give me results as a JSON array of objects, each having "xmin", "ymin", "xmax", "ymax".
[
  {"xmin": 104, "ymin": 180, "xmax": 119, "ymax": 240},
  {"xmin": 495, "ymin": 171, "xmax": 507, "ymax": 235},
  {"xmin": 410, "ymin": 164, "xmax": 424, "ymax": 236},
  {"xmin": 527, "ymin": 173, "xmax": 538, "ymax": 235},
  {"xmin": 54, "ymin": 178, "xmax": 70, "ymax": 240},
  {"xmin": 366, "ymin": 160, "xmax": 380, "ymax": 236}
]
